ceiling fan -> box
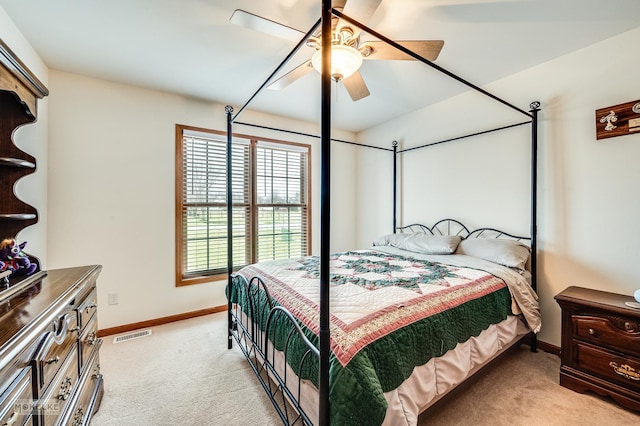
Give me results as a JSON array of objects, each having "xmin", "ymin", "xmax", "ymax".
[{"xmin": 230, "ymin": 0, "xmax": 444, "ymax": 101}]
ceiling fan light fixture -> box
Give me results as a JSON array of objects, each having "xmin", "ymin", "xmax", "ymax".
[{"xmin": 311, "ymin": 45, "xmax": 363, "ymax": 82}]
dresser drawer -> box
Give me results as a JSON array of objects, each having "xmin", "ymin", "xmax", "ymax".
[
  {"xmin": 573, "ymin": 315, "xmax": 640, "ymax": 354},
  {"xmin": 77, "ymin": 289, "xmax": 97, "ymax": 332},
  {"xmin": 35, "ymin": 312, "xmax": 79, "ymax": 391},
  {"xmin": 60, "ymin": 346, "xmax": 102, "ymax": 426},
  {"xmin": 78, "ymin": 314, "xmax": 99, "ymax": 372},
  {"xmin": 576, "ymin": 343, "xmax": 640, "ymax": 392},
  {"xmin": 37, "ymin": 347, "xmax": 79, "ymax": 426},
  {"xmin": 0, "ymin": 369, "xmax": 33, "ymax": 426}
]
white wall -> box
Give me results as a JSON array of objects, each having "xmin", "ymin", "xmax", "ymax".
[
  {"xmin": 47, "ymin": 70, "xmax": 357, "ymax": 329},
  {"xmin": 357, "ymin": 26, "xmax": 640, "ymax": 347},
  {"xmin": 0, "ymin": 6, "xmax": 49, "ymax": 266}
]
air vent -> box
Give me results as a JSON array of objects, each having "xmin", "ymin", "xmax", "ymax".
[{"xmin": 113, "ymin": 329, "xmax": 152, "ymax": 344}]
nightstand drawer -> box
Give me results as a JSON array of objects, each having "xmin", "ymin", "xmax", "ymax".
[
  {"xmin": 576, "ymin": 343, "xmax": 640, "ymax": 391},
  {"xmin": 573, "ymin": 315, "xmax": 640, "ymax": 354}
]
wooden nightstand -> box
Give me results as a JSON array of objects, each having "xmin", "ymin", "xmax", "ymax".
[{"xmin": 555, "ymin": 286, "xmax": 640, "ymax": 411}]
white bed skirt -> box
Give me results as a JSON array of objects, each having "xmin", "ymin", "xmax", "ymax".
[
  {"xmin": 241, "ymin": 314, "xmax": 529, "ymax": 426},
  {"xmin": 381, "ymin": 315, "xmax": 529, "ymax": 425}
]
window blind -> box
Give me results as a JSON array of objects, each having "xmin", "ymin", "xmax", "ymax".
[
  {"xmin": 182, "ymin": 133, "xmax": 250, "ymax": 276},
  {"xmin": 255, "ymin": 143, "xmax": 308, "ymax": 262},
  {"xmin": 177, "ymin": 126, "xmax": 310, "ymax": 284}
]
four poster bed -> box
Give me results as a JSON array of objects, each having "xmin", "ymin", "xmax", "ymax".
[{"xmin": 224, "ymin": 2, "xmax": 541, "ymax": 425}]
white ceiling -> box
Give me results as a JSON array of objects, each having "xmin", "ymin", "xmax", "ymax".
[{"xmin": 2, "ymin": 0, "xmax": 640, "ymax": 132}]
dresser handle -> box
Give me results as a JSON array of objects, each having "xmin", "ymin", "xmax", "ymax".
[
  {"xmin": 588, "ymin": 328, "xmax": 596, "ymax": 335},
  {"xmin": 87, "ymin": 331, "xmax": 97, "ymax": 346},
  {"xmin": 92, "ymin": 363, "xmax": 101, "ymax": 379},
  {"xmin": 624, "ymin": 322, "xmax": 634, "ymax": 332},
  {"xmin": 58, "ymin": 376, "xmax": 73, "ymax": 400},
  {"xmin": 3, "ymin": 411, "xmax": 17, "ymax": 426},
  {"xmin": 609, "ymin": 362, "xmax": 640, "ymax": 381},
  {"xmin": 45, "ymin": 356, "xmax": 60, "ymax": 365},
  {"xmin": 72, "ymin": 407, "xmax": 84, "ymax": 426}
]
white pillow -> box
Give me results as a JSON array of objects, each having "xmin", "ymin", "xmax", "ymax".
[
  {"xmin": 373, "ymin": 233, "xmax": 462, "ymax": 255},
  {"xmin": 456, "ymin": 238, "xmax": 530, "ymax": 270}
]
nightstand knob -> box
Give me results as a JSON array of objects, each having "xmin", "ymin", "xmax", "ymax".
[
  {"xmin": 588, "ymin": 328, "xmax": 596, "ymax": 335},
  {"xmin": 624, "ymin": 322, "xmax": 634, "ymax": 332}
]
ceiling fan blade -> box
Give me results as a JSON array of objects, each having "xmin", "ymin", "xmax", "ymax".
[
  {"xmin": 361, "ymin": 40, "xmax": 445, "ymax": 61},
  {"xmin": 338, "ymin": 0, "xmax": 383, "ymax": 38},
  {"xmin": 343, "ymin": 71, "xmax": 370, "ymax": 101},
  {"xmin": 230, "ymin": 9, "xmax": 304, "ymax": 42},
  {"xmin": 267, "ymin": 60, "xmax": 314, "ymax": 90}
]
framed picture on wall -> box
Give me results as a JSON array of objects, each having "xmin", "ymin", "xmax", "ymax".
[{"xmin": 596, "ymin": 99, "xmax": 640, "ymax": 140}]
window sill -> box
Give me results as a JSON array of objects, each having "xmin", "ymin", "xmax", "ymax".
[{"xmin": 176, "ymin": 274, "xmax": 229, "ymax": 287}]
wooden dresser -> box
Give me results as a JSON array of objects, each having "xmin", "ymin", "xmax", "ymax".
[
  {"xmin": 0, "ymin": 265, "xmax": 104, "ymax": 426},
  {"xmin": 555, "ymin": 286, "xmax": 640, "ymax": 411}
]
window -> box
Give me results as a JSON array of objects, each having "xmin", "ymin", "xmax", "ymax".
[{"xmin": 175, "ymin": 125, "xmax": 310, "ymax": 286}]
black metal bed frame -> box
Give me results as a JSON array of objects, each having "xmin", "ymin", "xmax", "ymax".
[
  {"xmin": 228, "ymin": 274, "xmax": 318, "ymax": 425},
  {"xmin": 225, "ymin": 1, "xmax": 540, "ymax": 425},
  {"xmin": 397, "ymin": 219, "xmax": 533, "ymax": 243}
]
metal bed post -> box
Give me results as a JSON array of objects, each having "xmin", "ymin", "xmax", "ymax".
[
  {"xmin": 393, "ymin": 141, "xmax": 398, "ymax": 234},
  {"xmin": 529, "ymin": 101, "xmax": 540, "ymax": 290},
  {"xmin": 318, "ymin": 0, "xmax": 332, "ymax": 424},
  {"xmin": 226, "ymin": 105, "xmax": 234, "ymax": 350},
  {"xmin": 529, "ymin": 101, "xmax": 540, "ymax": 353}
]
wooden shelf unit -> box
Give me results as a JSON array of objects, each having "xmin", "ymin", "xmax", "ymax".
[{"xmin": 0, "ymin": 39, "xmax": 48, "ymax": 243}]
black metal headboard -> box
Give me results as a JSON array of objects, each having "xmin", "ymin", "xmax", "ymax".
[
  {"xmin": 396, "ymin": 219, "xmax": 469, "ymax": 238},
  {"xmin": 396, "ymin": 218, "xmax": 531, "ymax": 245}
]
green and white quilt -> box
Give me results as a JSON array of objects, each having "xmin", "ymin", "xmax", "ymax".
[{"xmin": 229, "ymin": 247, "xmax": 539, "ymax": 425}]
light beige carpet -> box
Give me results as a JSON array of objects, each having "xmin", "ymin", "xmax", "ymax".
[{"xmin": 91, "ymin": 313, "xmax": 638, "ymax": 426}]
